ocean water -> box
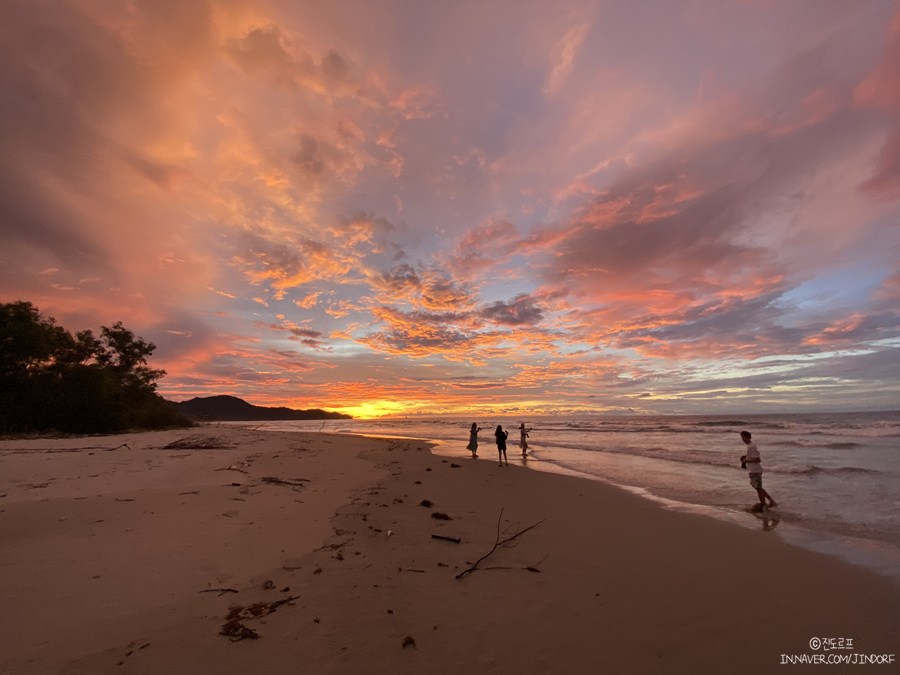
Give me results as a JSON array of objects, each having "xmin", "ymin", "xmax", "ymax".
[{"xmin": 246, "ymin": 411, "xmax": 900, "ymax": 582}]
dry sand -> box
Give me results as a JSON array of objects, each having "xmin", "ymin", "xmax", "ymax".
[{"xmin": 0, "ymin": 426, "xmax": 897, "ymax": 674}]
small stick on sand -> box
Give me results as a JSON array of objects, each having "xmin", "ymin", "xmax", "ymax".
[
  {"xmin": 431, "ymin": 534, "xmax": 461, "ymax": 544},
  {"xmin": 199, "ymin": 588, "xmax": 239, "ymax": 596},
  {"xmin": 314, "ymin": 539, "xmax": 352, "ymax": 552},
  {"xmin": 259, "ymin": 476, "xmax": 309, "ymax": 486}
]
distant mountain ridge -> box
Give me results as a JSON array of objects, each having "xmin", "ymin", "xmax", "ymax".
[{"xmin": 170, "ymin": 395, "xmax": 352, "ymax": 421}]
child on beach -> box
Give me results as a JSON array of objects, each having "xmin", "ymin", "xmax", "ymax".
[
  {"xmin": 495, "ymin": 425, "xmax": 509, "ymax": 466},
  {"xmin": 740, "ymin": 430, "xmax": 777, "ymax": 511},
  {"xmin": 466, "ymin": 422, "xmax": 481, "ymax": 458},
  {"xmin": 518, "ymin": 423, "xmax": 532, "ymax": 456}
]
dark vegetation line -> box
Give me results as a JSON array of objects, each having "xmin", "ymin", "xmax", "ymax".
[
  {"xmin": 0, "ymin": 301, "xmax": 191, "ymax": 434},
  {"xmin": 1, "ymin": 301, "xmax": 351, "ymax": 435}
]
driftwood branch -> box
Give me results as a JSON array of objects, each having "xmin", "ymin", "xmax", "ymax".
[{"xmin": 455, "ymin": 508, "xmax": 545, "ymax": 580}]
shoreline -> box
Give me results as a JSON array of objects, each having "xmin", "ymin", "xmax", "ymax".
[
  {"xmin": 500, "ymin": 447, "xmax": 900, "ymax": 586},
  {"xmin": 267, "ymin": 427, "xmax": 900, "ymax": 585},
  {"xmin": 1, "ymin": 426, "xmax": 897, "ymax": 673}
]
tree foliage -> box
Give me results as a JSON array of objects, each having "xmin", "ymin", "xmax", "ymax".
[{"xmin": 0, "ymin": 301, "xmax": 191, "ymax": 434}]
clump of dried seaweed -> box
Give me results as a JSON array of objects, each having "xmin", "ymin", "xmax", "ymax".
[
  {"xmin": 219, "ymin": 596, "xmax": 300, "ymax": 641},
  {"xmin": 163, "ymin": 435, "xmax": 229, "ymax": 450}
]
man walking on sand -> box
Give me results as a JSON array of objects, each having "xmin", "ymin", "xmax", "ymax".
[{"xmin": 740, "ymin": 430, "xmax": 777, "ymax": 511}]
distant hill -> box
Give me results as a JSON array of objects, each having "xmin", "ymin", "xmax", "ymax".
[{"xmin": 170, "ymin": 395, "xmax": 352, "ymax": 421}]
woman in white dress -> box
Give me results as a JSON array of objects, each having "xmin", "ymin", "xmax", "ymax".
[
  {"xmin": 518, "ymin": 423, "xmax": 532, "ymax": 456},
  {"xmin": 466, "ymin": 422, "xmax": 481, "ymax": 458}
]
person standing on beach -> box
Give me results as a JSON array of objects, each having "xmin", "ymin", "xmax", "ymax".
[
  {"xmin": 518, "ymin": 423, "xmax": 532, "ymax": 456},
  {"xmin": 495, "ymin": 425, "xmax": 509, "ymax": 466},
  {"xmin": 467, "ymin": 422, "xmax": 482, "ymax": 458},
  {"xmin": 740, "ymin": 431, "xmax": 777, "ymax": 511}
]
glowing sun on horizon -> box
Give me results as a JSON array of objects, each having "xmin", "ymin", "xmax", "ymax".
[{"xmin": 341, "ymin": 400, "xmax": 408, "ymax": 419}]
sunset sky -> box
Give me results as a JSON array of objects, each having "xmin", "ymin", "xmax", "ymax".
[{"xmin": 2, "ymin": 0, "xmax": 899, "ymax": 417}]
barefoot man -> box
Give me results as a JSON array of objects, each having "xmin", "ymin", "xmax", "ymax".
[{"xmin": 740, "ymin": 430, "xmax": 777, "ymax": 511}]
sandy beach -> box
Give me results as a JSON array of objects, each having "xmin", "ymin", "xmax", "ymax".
[{"xmin": 1, "ymin": 426, "xmax": 897, "ymax": 674}]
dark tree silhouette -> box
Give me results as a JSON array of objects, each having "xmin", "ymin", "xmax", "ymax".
[{"xmin": 0, "ymin": 301, "xmax": 190, "ymax": 434}]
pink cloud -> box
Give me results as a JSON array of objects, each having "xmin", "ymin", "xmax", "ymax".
[{"xmin": 2, "ymin": 0, "xmax": 898, "ymax": 415}]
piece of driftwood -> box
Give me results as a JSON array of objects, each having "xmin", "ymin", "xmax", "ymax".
[
  {"xmin": 431, "ymin": 534, "xmax": 461, "ymax": 543},
  {"xmin": 455, "ymin": 508, "xmax": 545, "ymax": 580},
  {"xmin": 259, "ymin": 476, "xmax": 309, "ymax": 486},
  {"xmin": 199, "ymin": 587, "xmax": 239, "ymax": 596},
  {"xmin": 314, "ymin": 539, "xmax": 351, "ymax": 552},
  {"xmin": 478, "ymin": 553, "xmax": 549, "ymax": 573}
]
